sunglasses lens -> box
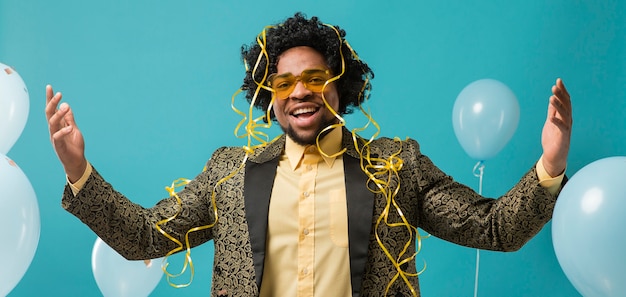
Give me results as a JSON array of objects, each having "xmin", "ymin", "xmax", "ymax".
[
  {"xmin": 270, "ymin": 75, "xmax": 295, "ymax": 98},
  {"xmin": 302, "ymin": 69, "xmax": 330, "ymax": 92},
  {"xmin": 269, "ymin": 69, "xmax": 331, "ymax": 99}
]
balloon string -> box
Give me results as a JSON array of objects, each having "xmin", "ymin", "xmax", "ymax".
[
  {"xmin": 472, "ymin": 161, "xmax": 484, "ymax": 195},
  {"xmin": 474, "ymin": 248, "xmax": 480, "ymax": 297},
  {"xmin": 472, "ymin": 160, "xmax": 484, "ymax": 297}
]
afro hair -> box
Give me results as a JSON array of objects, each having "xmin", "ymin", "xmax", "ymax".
[{"xmin": 240, "ymin": 12, "xmax": 374, "ymax": 118}]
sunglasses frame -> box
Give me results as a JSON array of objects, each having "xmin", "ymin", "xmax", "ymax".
[{"xmin": 268, "ymin": 68, "xmax": 332, "ymax": 99}]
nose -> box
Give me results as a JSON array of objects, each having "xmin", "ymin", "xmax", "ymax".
[{"xmin": 288, "ymin": 80, "xmax": 313, "ymax": 100}]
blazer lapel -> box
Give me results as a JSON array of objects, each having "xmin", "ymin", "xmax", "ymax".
[
  {"xmin": 343, "ymin": 129, "xmax": 376, "ymax": 296},
  {"xmin": 244, "ymin": 136, "xmax": 284, "ymax": 290}
]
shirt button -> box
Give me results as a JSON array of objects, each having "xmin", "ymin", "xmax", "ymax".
[
  {"xmin": 303, "ymin": 191, "xmax": 310, "ymax": 198},
  {"xmin": 303, "ymin": 228, "xmax": 309, "ymax": 235},
  {"xmin": 308, "ymin": 147, "xmax": 316, "ymax": 153},
  {"xmin": 306, "ymin": 165, "xmax": 312, "ymax": 171},
  {"xmin": 303, "ymin": 268, "xmax": 309, "ymax": 275}
]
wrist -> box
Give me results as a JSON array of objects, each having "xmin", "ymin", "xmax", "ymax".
[
  {"xmin": 541, "ymin": 157, "xmax": 566, "ymax": 178},
  {"xmin": 66, "ymin": 159, "xmax": 88, "ymax": 183}
]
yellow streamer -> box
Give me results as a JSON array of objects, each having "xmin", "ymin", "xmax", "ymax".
[{"xmin": 354, "ymin": 136, "xmax": 428, "ymax": 296}]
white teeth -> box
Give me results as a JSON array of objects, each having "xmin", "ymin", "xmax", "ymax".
[{"xmin": 292, "ymin": 107, "xmax": 317, "ymax": 116}]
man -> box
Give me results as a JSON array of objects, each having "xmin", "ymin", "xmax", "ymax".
[{"xmin": 46, "ymin": 13, "xmax": 572, "ymax": 297}]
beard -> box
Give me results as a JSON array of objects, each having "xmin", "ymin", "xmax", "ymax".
[{"xmin": 279, "ymin": 115, "xmax": 338, "ymax": 146}]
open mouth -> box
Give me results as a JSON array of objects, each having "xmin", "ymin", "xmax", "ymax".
[{"xmin": 291, "ymin": 107, "xmax": 319, "ymax": 118}]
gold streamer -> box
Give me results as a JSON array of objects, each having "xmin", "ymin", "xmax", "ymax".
[{"xmin": 354, "ymin": 136, "xmax": 428, "ymax": 296}]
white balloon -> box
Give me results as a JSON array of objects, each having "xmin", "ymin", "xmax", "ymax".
[
  {"xmin": 0, "ymin": 154, "xmax": 40, "ymax": 296},
  {"xmin": 0, "ymin": 62, "xmax": 30, "ymax": 154},
  {"xmin": 92, "ymin": 237, "xmax": 164, "ymax": 297}
]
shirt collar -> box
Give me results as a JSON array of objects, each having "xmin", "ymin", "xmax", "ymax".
[{"xmin": 284, "ymin": 126, "xmax": 343, "ymax": 171}]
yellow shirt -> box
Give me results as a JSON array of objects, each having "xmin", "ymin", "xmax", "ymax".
[{"xmin": 259, "ymin": 126, "xmax": 351, "ymax": 297}]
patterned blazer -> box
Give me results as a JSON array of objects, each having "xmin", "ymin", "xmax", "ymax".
[{"xmin": 62, "ymin": 127, "xmax": 560, "ymax": 296}]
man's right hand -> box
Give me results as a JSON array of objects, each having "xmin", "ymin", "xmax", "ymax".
[{"xmin": 45, "ymin": 85, "xmax": 87, "ymax": 183}]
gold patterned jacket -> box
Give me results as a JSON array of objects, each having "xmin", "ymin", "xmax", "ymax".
[{"xmin": 62, "ymin": 128, "xmax": 560, "ymax": 297}]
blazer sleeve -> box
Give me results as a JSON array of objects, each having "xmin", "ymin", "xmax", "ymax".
[
  {"xmin": 404, "ymin": 139, "xmax": 560, "ymax": 252},
  {"xmin": 60, "ymin": 148, "xmax": 230, "ymax": 260}
]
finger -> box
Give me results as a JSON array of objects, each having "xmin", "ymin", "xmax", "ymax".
[
  {"xmin": 551, "ymin": 84, "xmax": 567, "ymax": 100},
  {"xmin": 551, "ymin": 81, "xmax": 572, "ymax": 111},
  {"xmin": 547, "ymin": 95, "xmax": 572, "ymax": 134},
  {"xmin": 51, "ymin": 107, "xmax": 75, "ymax": 136},
  {"xmin": 63, "ymin": 103, "xmax": 78, "ymax": 129},
  {"xmin": 45, "ymin": 90, "xmax": 63, "ymax": 120},
  {"xmin": 46, "ymin": 85, "xmax": 54, "ymax": 103},
  {"xmin": 48, "ymin": 102, "xmax": 70, "ymax": 133},
  {"xmin": 549, "ymin": 113, "xmax": 572, "ymax": 133},
  {"xmin": 51, "ymin": 123, "xmax": 74, "ymax": 144},
  {"xmin": 551, "ymin": 85, "xmax": 572, "ymax": 116},
  {"xmin": 550, "ymin": 95, "xmax": 573, "ymax": 126},
  {"xmin": 556, "ymin": 78, "xmax": 570, "ymax": 98},
  {"xmin": 552, "ymin": 79, "xmax": 571, "ymax": 105},
  {"xmin": 45, "ymin": 85, "xmax": 57, "ymax": 116}
]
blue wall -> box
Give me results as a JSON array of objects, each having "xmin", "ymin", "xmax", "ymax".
[{"xmin": 1, "ymin": 1, "xmax": 624, "ymax": 296}]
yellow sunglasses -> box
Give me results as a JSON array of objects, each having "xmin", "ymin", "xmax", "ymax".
[{"xmin": 267, "ymin": 68, "xmax": 332, "ymax": 99}]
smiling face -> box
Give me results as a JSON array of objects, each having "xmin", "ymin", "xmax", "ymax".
[{"xmin": 272, "ymin": 46, "xmax": 340, "ymax": 145}]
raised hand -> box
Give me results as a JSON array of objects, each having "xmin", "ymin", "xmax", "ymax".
[
  {"xmin": 45, "ymin": 85, "xmax": 87, "ymax": 182},
  {"xmin": 541, "ymin": 78, "xmax": 572, "ymax": 177}
]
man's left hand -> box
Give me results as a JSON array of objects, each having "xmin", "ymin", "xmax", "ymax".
[{"xmin": 541, "ymin": 78, "xmax": 573, "ymax": 177}]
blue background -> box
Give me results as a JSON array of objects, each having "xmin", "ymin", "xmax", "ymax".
[{"xmin": 2, "ymin": 0, "xmax": 625, "ymax": 296}]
